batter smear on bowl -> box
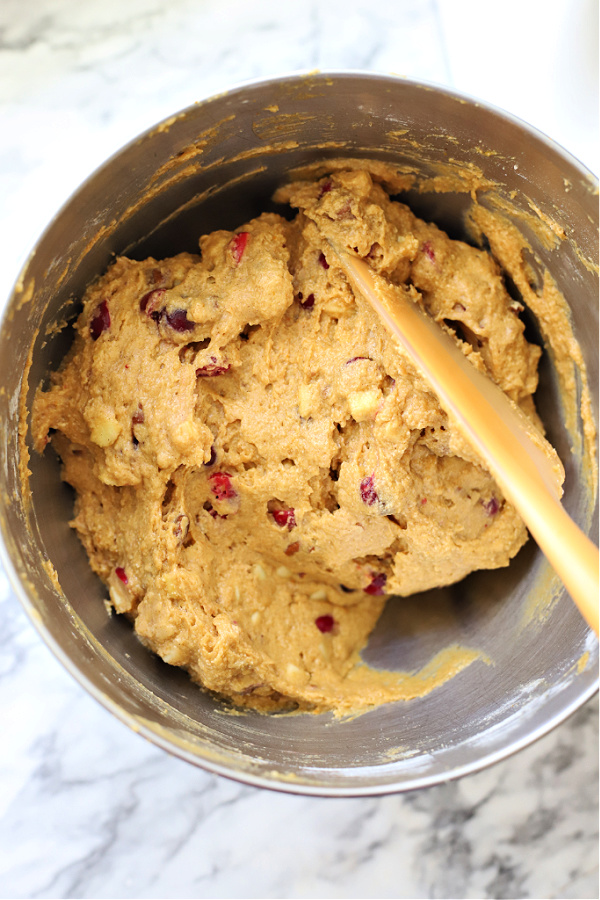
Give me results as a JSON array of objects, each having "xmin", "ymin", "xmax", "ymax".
[{"xmin": 32, "ymin": 168, "xmax": 562, "ymax": 713}]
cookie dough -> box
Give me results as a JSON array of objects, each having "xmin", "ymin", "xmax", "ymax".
[{"xmin": 32, "ymin": 167, "xmax": 562, "ymax": 713}]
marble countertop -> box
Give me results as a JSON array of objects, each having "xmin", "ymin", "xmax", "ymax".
[{"xmin": 0, "ymin": 1, "xmax": 597, "ymax": 897}]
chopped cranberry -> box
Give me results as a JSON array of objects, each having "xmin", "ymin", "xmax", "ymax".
[
  {"xmin": 205, "ymin": 503, "xmax": 226, "ymax": 520},
  {"xmin": 345, "ymin": 356, "xmax": 368, "ymax": 365},
  {"xmin": 360, "ymin": 474, "xmax": 378, "ymax": 506},
  {"xmin": 209, "ymin": 472, "xmax": 236, "ymax": 501},
  {"xmin": 299, "ymin": 293, "xmax": 315, "ymax": 309},
  {"xmin": 336, "ymin": 201, "xmax": 353, "ymax": 219},
  {"xmin": 422, "ymin": 241, "xmax": 435, "ymax": 262},
  {"xmin": 318, "ymin": 252, "xmax": 330, "ymax": 270},
  {"xmin": 174, "ymin": 515, "xmax": 187, "ymax": 539},
  {"xmin": 165, "ymin": 309, "xmax": 195, "ymax": 332},
  {"xmin": 318, "ymin": 180, "xmax": 332, "ymax": 197},
  {"xmin": 115, "ymin": 567, "xmax": 128, "ymax": 585},
  {"xmin": 132, "ymin": 407, "xmax": 144, "ymax": 425},
  {"xmin": 483, "ymin": 497, "xmax": 499, "ymax": 516},
  {"xmin": 140, "ymin": 288, "xmax": 165, "ymax": 316},
  {"xmin": 196, "ymin": 357, "xmax": 231, "ymax": 377},
  {"xmin": 420, "ymin": 497, "xmax": 427, "ymax": 506},
  {"xmin": 271, "ymin": 508, "xmax": 296, "ymax": 530},
  {"xmin": 90, "ymin": 301, "xmax": 110, "ymax": 340},
  {"xmin": 365, "ymin": 572, "xmax": 387, "ymax": 595},
  {"xmin": 315, "ymin": 614, "xmax": 335, "ymax": 633},
  {"xmin": 231, "ymin": 232, "xmax": 249, "ymax": 264},
  {"xmin": 204, "ymin": 444, "xmax": 217, "ymax": 466},
  {"xmin": 285, "ymin": 541, "xmax": 300, "ymax": 557}
]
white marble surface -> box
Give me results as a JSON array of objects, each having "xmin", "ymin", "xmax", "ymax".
[{"xmin": 0, "ymin": 1, "xmax": 598, "ymax": 897}]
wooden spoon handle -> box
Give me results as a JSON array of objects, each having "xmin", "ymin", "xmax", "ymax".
[{"xmin": 336, "ymin": 248, "xmax": 599, "ymax": 635}]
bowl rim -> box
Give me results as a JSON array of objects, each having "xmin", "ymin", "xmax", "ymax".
[{"xmin": 1, "ymin": 69, "xmax": 598, "ymax": 797}]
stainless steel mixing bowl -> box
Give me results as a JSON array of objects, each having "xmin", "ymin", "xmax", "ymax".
[{"xmin": 1, "ymin": 73, "xmax": 597, "ymax": 795}]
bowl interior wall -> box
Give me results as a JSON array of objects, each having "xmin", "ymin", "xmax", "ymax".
[{"xmin": 1, "ymin": 74, "xmax": 597, "ymax": 793}]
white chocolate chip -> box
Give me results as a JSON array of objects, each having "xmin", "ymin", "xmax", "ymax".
[
  {"xmin": 89, "ymin": 412, "xmax": 122, "ymax": 447},
  {"xmin": 84, "ymin": 398, "xmax": 122, "ymax": 448},
  {"xmin": 379, "ymin": 418, "xmax": 407, "ymax": 442},
  {"xmin": 276, "ymin": 565, "xmax": 291, "ymax": 579},
  {"xmin": 152, "ymin": 622, "xmax": 178, "ymax": 641},
  {"xmin": 171, "ymin": 418, "xmax": 200, "ymax": 450},
  {"xmin": 250, "ymin": 611, "xmax": 261, "ymax": 627},
  {"xmin": 253, "ymin": 563, "xmax": 267, "ymax": 581},
  {"xmin": 161, "ymin": 571, "xmax": 181, "ymax": 592},
  {"xmin": 108, "ymin": 570, "xmax": 133, "ymax": 613},
  {"xmin": 321, "ymin": 293, "xmax": 353, "ymax": 316},
  {"xmin": 285, "ymin": 663, "xmax": 308, "ymax": 685},
  {"xmin": 319, "ymin": 640, "xmax": 331, "ymax": 660},
  {"xmin": 298, "ymin": 383, "xmax": 319, "ymax": 418},
  {"xmin": 347, "ymin": 389, "xmax": 382, "ymax": 422},
  {"xmin": 161, "ymin": 643, "xmax": 186, "ymax": 665},
  {"xmin": 309, "ymin": 588, "xmax": 328, "ymax": 601}
]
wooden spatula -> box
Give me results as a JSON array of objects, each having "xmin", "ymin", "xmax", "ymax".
[{"xmin": 333, "ymin": 246, "xmax": 599, "ymax": 635}]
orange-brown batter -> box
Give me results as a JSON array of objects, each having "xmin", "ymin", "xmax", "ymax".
[{"xmin": 32, "ymin": 168, "xmax": 562, "ymax": 713}]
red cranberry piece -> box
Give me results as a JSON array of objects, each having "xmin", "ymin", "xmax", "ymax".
[
  {"xmin": 336, "ymin": 200, "xmax": 352, "ymax": 219},
  {"xmin": 365, "ymin": 572, "xmax": 387, "ymax": 595},
  {"xmin": 204, "ymin": 444, "xmax": 217, "ymax": 466},
  {"xmin": 422, "ymin": 241, "xmax": 435, "ymax": 262},
  {"xmin": 204, "ymin": 502, "xmax": 227, "ymax": 520},
  {"xmin": 483, "ymin": 497, "xmax": 499, "ymax": 516},
  {"xmin": 140, "ymin": 288, "xmax": 165, "ymax": 315},
  {"xmin": 132, "ymin": 407, "xmax": 144, "ymax": 425},
  {"xmin": 196, "ymin": 357, "xmax": 231, "ymax": 377},
  {"xmin": 315, "ymin": 614, "xmax": 335, "ymax": 633},
  {"xmin": 360, "ymin": 474, "xmax": 378, "ymax": 506},
  {"xmin": 90, "ymin": 301, "xmax": 110, "ymax": 340},
  {"xmin": 271, "ymin": 508, "xmax": 296, "ymax": 530},
  {"xmin": 318, "ymin": 180, "xmax": 332, "ymax": 197},
  {"xmin": 299, "ymin": 293, "xmax": 315, "ymax": 310},
  {"xmin": 165, "ymin": 309, "xmax": 194, "ymax": 332},
  {"xmin": 173, "ymin": 515, "xmax": 188, "ymax": 540},
  {"xmin": 209, "ymin": 472, "xmax": 236, "ymax": 501},
  {"xmin": 115, "ymin": 567, "xmax": 128, "ymax": 585},
  {"xmin": 285, "ymin": 541, "xmax": 300, "ymax": 557},
  {"xmin": 318, "ymin": 252, "xmax": 330, "ymax": 270},
  {"xmin": 231, "ymin": 232, "xmax": 249, "ymax": 264}
]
